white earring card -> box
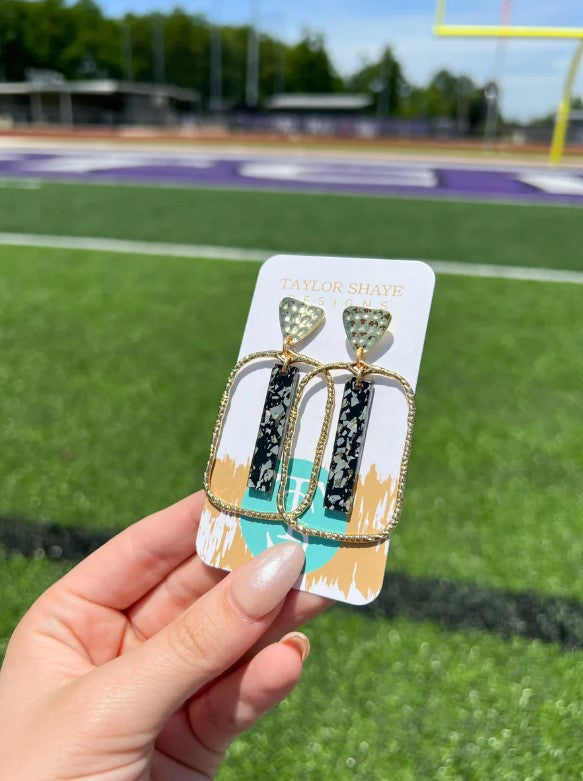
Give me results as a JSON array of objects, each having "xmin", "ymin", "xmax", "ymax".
[{"xmin": 197, "ymin": 255, "xmax": 435, "ymax": 605}]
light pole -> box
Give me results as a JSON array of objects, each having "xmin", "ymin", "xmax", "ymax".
[
  {"xmin": 209, "ymin": 0, "xmax": 222, "ymax": 111},
  {"xmin": 245, "ymin": 0, "xmax": 260, "ymax": 107},
  {"xmin": 122, "ymin": 19, "xmax": 133, "ymax": 82},
  {"xmin": 483, "ymin": 80, "xmax": 499, "ymax": 145},
  {"xmin": 153, "ymin": 13, "xmax": 165, "ymax": 84},
  {"xmin": 263, "ymin": 10, "xmax": 286, "ymax": 95}
]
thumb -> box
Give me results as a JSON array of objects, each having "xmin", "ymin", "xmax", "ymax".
[{"xmin": 83, "ymin": 542, "xmax": 305, "ymax": 734}]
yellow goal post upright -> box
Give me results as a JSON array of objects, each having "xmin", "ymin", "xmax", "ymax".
[{"xmin": 433, "ymin": 0, "xmax": 583, "ymax": 164}]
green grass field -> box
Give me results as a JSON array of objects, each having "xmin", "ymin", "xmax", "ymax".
[
  {"xmin": 1, "ymin": 180, "xmax": 583, "ymax": 269},
  {"xmin": 0, "ymin": 182, "xmax": 581, "ymax": 779}
]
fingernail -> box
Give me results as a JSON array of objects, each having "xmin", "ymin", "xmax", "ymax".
[
  {"xmin": 280, "ymin": 631, "xmax": 310, "ymax": 662},
  {"xmin": 229, "ymin": 543, "xmax": 305, "ymax": 620}
]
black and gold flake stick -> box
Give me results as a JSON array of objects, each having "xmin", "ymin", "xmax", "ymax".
[
  {"xmin": 247, "ymin": 363, "xmax": 299, "ymax": 493},
  {"xmin": 244, "ymin": 297, "xmax": 325, "ymax": 494},
  {"xmin": 324, "ymin": 377, "xmax": 374, "ymax": 513},
  {"xmin": 323, "ymin": 306, "xmax": 391, "ymax": 516}
]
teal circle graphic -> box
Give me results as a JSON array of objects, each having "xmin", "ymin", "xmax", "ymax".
[{"xmin": 241, "ymin": 458, "xmax": 345, "ymax": 573}]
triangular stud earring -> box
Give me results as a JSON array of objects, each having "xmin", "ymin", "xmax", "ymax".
[
  {"xmin": 280, "ymin": 297, "xmax": 326, "ymax": 345},
  {"xmin": 342, "ymin": 306, "xmax": 392, "ymax": 355}
]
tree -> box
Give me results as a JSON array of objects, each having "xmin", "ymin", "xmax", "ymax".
[
  {"xmin": 59, "ymin": 1, "xmax": 122, "ymax": 79},
  {"xmin": 284, "ymin": 32, "xmax": 342, "ymax": 93},
  {"xmin": 21, "ymin": 0, "xmax": 71, "ymax": 76},
  {"xmin": 407, "ymin": 69, "xmax": 488, "ymax": 131},
  {"xmin": 349, "ymin": 47, "xmax": 406, "ymax": 116},
  {"xmin": 220, "ymin": 25, "xmax": 248, "ymax": 106},
  {"xmin": 0, "ymin": 0, "xmax": 30, "ymax": 80},
  {"xmin": 0, "ymin": 0, "xmax": 492, "ymax": 131},
  {"xmin": 124, "ymin": 13, "xmax": 157, "ymax": 84},
  {"xmin": 259, "ymin": 33, "xmax": 286, "ymax": 98},
  {"xmin": 164, "ymin": 11, "xmax": 209, "ymax": 94}
]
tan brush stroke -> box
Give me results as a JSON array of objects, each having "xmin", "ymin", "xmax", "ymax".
[
  {"xmin": 304, "ymin": 465, "xmax": 397, "ymax": 601},
  {"xmin": 207, "ymin": 455, "xmax": 251, "ymax": 569},
  {"xmin": 209, "ymin": 457, "xmax": 396, "ymax": 602}
]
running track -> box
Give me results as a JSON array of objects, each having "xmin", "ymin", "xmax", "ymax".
[{"xmin": 0, "ymin": 147, "xmax": 583, "ymax": 204}]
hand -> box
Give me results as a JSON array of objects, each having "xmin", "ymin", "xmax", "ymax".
[{"xmin": 0, "ymin": 491, "xmax": 330, "ymax": 779}]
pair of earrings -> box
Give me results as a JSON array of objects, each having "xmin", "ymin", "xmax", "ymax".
[{"xmin": 204, "ymin": 297, "xmax": 415, "ymax": 544}]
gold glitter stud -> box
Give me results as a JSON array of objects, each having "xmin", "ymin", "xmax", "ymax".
[
  {"xmin": 279, "ymin": 297, "xmax": 325, "ymax": 346},
  {"xmin": 342, "ymin": 306, "xmax": 392, "ymax": 356}
]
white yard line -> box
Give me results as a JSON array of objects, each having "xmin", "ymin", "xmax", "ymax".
[
  {"xmin": 0, "ymin": 231, "xmax": 581, "ymax": 285},
  {"xmin": 0, "ymin": 232, "xmax": 264, "ymax": 262},
  {"xmin": 0, "ymin": 179, "xmax": 41, "ymax": 189},
  {"xmin": 428, "ymin": 260, "xmax": 583, "ymax": 285}
]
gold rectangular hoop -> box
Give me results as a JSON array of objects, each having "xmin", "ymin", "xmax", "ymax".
[
  {"xmin": 204, "ymin": 350, "xmax": 335, "ymax": 522},
  {"xmin": 277, "ymin": 363, "xmax": 416, "ymax": 544}
]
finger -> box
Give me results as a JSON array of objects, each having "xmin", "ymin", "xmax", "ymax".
[
  {"xmin": 262, "ymin": 589, "xmax": 332, "ymax": 647},
  {"xmin": 125, "ymin": 554, "xmax": 226, "ymax": 642},
  {"xmin": 82, "ymin": 542, "xmax": 305, "ymax": 734},
  {"xmin": 150, "ymin": 751, "xmax": 209, "ymax": 781},
  {"xmin": 55, "ymin": 492, "xmax": 205, "ymax": 610},
  {"xmin": 125, "ymin": 553, "xmax": 330, "ymax": 645},
  {"xmin": 153, "ymin": 635, "xmax": 308, "ymax": 776},
  {"xmin": 153, "ymin": 709, "xmax": 224, "ymax": 780},
  {"xmin": 242, "ymin": 590, "xmax": 331, "ymax": 663},
  {"xmin": 189, "ymin": 636, "xmax": 308, "ymax": 755}
]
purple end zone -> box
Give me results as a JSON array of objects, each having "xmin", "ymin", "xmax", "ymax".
[{"xmin": 0, "ymin": 149, "xmax": 582, "ymax": 205}]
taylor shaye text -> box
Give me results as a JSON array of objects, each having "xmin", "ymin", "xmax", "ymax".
[{"xmin": 280, "ymin": 278, "xmax": 405, "ymax": 308}]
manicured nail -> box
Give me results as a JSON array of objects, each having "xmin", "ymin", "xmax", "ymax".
[
  {"xmin": 280, "ymin": 631, "xmax": 310, "ymax": 661},
  {"xmin": 229, "ymin": 543, "xmax": 305, "ymax": 620}
]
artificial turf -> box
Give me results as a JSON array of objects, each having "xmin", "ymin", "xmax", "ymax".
[
  {"xmin": 1, "ymin": 551, "xmax": 581, "ymax": 779},
  {"xmin": 0, "ymin": 180, "xmax": 581, "ymax": 270},
  {"xmin": 224, "ymin": 612, "xmax": 583, "ymax": 780},
  {"xmin": 0, "ymin": 222, "xmax": 581, "ymax": 776},
  {"xmin": 0, "ymin": 246, "xmax": 581, "ymax": 595}
]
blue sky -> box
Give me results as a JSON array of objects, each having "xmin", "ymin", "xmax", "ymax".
[{"xmin": 96, "ymin": 0, "xmax": 583, "ymax": 121}]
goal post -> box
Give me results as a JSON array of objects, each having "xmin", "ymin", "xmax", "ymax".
[{"xmin": 433, "ymin": 0, "xmax": 583, "ymax": 164}]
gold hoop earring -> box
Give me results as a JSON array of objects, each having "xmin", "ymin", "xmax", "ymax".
[
  {"xmin": 277, "ymin": 306, "xmax": 416, "ymax": 544},
  {"xmin": 204, "ymin": 297, "xmax": 335, "ymax": 522}
]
